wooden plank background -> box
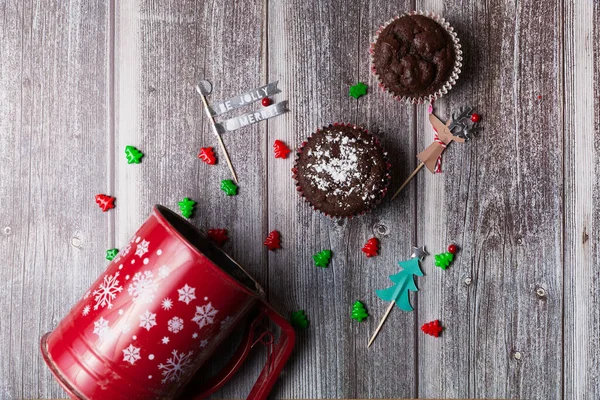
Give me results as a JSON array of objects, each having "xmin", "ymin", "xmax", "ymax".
[{"xmin": 0, "ymin": 0, "xmax": 598, "ymax": 398}]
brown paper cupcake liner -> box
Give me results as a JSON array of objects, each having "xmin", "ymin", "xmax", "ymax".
[
  {"xmin": 369, "ymin": 10, "xmax": 463, "ymax": 105},
  {"xmin": 291, "ymin": 123, "xmax": 392, "ymax": 219}
]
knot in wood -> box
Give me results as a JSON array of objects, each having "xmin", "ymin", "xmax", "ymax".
[
  {"xmin": 373, "ymin": 223, "xmax": 389, "ymax": 236},
  {"xmin": 71, "ymin": 236, "xmax": 82, "ymax": 248}
]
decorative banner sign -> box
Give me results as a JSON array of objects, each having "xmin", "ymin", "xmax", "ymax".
[
  {"xmin": 196, "ymin": 79, "xmax": 288, "ymax": 184},
  {"xmin": 215, "ymin": 101, "xmax": 288, "ymax": 133},
  {"xmin": 209, "ymin": 82, "xmax": 281, "ymax": 116}
]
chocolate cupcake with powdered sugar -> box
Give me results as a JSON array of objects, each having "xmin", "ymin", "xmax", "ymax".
[{"xmin": 292, "ymin": 123, "xmax": 391, "ymax": 218}]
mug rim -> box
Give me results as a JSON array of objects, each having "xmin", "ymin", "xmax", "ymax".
[{"xmin": 152, "ymin": 204, "xmax": 266, "ymax": 299}]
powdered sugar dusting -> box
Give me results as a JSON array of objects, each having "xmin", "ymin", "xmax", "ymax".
[{"xmin": 305, "ymin": 133, "xmax": 363, "ymax": 194}]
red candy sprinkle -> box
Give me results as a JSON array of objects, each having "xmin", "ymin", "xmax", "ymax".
[
  {"xmin": 207, "ymin": 229, "xmax": 228, "ymax": 246},
  {"xmin": 261, "ymin": 97, "xmax": 272, "ymax": 107},
  {"xmin": 421, "ymin": 320, "xmax": 443, "ymax": 337},
  {"xmin": 361, "ymin": 237, "xmax": 379, "ymax": 257},
  {"xmin": 198, "ymin": 147, "xmax": 217, "ymax": 165},
  {"xmin": 95, "ymin": 194, "xmax": 115, "ymax": 212},
  {"xmin": 471, "ymin": 113, "xmax": 481, "ymax": 123},
  {"xmin": 264, "ymin": 230, "xmax": 281, "ymax": 251},
  {"xmin": 448, "ymin": 244, "xmax": 458, "ymax": 254},
  {"xmin": 273, "ymin": 140, "xmax": 291, "ymax": 159}
]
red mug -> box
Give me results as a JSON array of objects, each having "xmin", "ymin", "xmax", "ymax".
[{"xmin": 41, "ymin": 205, "xmax": 295, "ymax": 399}]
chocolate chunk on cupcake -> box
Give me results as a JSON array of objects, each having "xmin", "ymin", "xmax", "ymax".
[
  {"xmin": 292, "ymin": 124, "xmax": 391, "ymax": 218},
  {"xmin": 370, "ymin": 11, "xmax": 462, "ymax": 103}
]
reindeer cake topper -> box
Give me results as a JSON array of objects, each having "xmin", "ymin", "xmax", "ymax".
[{"xmin": 391, "ymin": 106, "xmax": 482, "ymax": 200}]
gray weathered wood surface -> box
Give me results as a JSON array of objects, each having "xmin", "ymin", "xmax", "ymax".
[{"xmin": 0, "ymin": 0, "xmax": 598, "ymax": 398}]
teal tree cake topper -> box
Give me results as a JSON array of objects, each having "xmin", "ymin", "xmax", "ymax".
[
  {"xmin": 375, "ymin": 258, "xmax": 424, "ymax": 311},
  {"xmin": 368, "ymin": 254, "xmax": 425, "ymax": 347}
]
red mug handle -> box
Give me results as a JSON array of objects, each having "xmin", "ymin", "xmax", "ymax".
[{"xmin": 187, "ymin": 301, "xmax": 296, "ymax": 400}]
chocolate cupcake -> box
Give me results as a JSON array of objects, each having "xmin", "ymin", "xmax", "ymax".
[
  {"xmin": 292, "ymin": 124, "xmax": 391, "ymax": 218},
  {"xmin": 370, "ymin": 11, "xmax": 462, "ymax": 104}
]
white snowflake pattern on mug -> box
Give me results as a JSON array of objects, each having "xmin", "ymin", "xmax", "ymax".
[
  {"xmin": 82, "ymin": 305, "xmax": 90, "ymax": 316},
  {"xmin": 92, "ymin": 271, "xmax": 123, "ymax": 310},
  {"xmin": 128, "ymin": 271, "xmax": 157, "ymax": 304},
  {"xmin": 158, "ymin": 265, "xmax": 170, "ymax": 279},
  {"xmin": 177, "ymin": 284, "xmax": 196, "ymax": 305},
  {"xmin": 93, "ymin": 317, "xmax": 110, "ymax": 341},
  {"xmin": 158, "ymin": 349, "xmax": 194, "ymax": 384},
  {"xmin": 122, "ymin": 344, "xmax": 141, "ymax": 365},
  {"xmin": 220, "ymin": 316, "xmax": 233, "ymax": 331},
  {"xmin": 120, "ymin": 242, "xmax": 132, "ymax": 258},
  {"xmin": 135, "ymin": 239, "xmax": 150, "ymax": 257},
  {"xmin": 167, "ymin": 317, "xmax": 184, "ymax": 333},
  {"xmin": 191, "ymin": 302, "xmax": 218, "ymax": 329},
  {"xmin": 161, "ymin": 298, "xmax": 173, "ymax": 310},
  {"xmin": 139, "ymin": 310, "xmax": 157, "ymax": 331}
]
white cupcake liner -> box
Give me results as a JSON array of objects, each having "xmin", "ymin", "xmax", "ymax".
[{"xmin": 369, "ymin": 10, "xmax": 463, "ymax": 105}]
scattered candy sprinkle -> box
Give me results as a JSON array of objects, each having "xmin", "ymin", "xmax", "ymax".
[
  {"xmin": 178, "ymin": 197, "xmax": 196, "ymax": 219},
  {"xmin": 349, "ymin": 82, "xmax": 368, "ymax": 99},
  {"xmin": 434, "ymin": 251, "xmax": 454, "ymax": 270},
  {"xmin": 95, "ymin": 194, "xmax": 115, "ymax": 212},
  {"xmin": 421, "ymin": 320, "xmax": 443, "ymax": 337},
  {"xmin": 221, "ymin": 180, "xmax": 238, "ymax": 196},
  {"xmin": 106, "ymin": 248, "xmax": 119, "ymax": 261},
  {"xmin": 361, "ymin": 237, "xmax": 379, "ymax": 257},
  {"xmin": 290, "ymin": 310, "xmax": 309, "ymax": 329},
  {"xmin": 264, "ymin": 230, "xmax": 281, "ymax": 251},
  {"xmin": 350, "ymin": 300, "xmax": 368, "ymax": 321},
  {"xmin": 125, "ymin": 145, "xmax": 144, "ymax": 164},
  {"xmin": 207, "ymin": 229, "xmax": 228, "ymax": 246},
  {"xmin": 313, "ymin": 249, "xmax": 332, "ymax": 268},
  {"xmin": 198, "ymin": 147, "xmax": 217, "ymax": 165},
  {"xmin": 273, "ymin": 140, "xmax": 291, "ymax": 159}
]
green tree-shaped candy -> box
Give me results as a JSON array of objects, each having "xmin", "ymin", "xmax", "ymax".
[
  {"xmin": 313, "ymin": 249, "xmax": 332, "ymax": 268},
  {"xmin": 125, "ymin": 145, "xmax": 144, "ymax": 164},
  {"xmin": 106, "ymin": 248, "xmax": 119, "ymax": 261},
  {"xmin": 221, "ymin": 179, "xmax": 238, "ymax": 196},
  {"xmin": 349, "ymin": 82, "xmax": 368, "ymax": 99},
  {"xmin": 351, "ymin": 301, "xmax": 368, "ymax": 321},
  {"xmin": 434, "ymin": 251, "xmax": 454, "ymax": 270},
  {"xmin": 178, "ymin": 197, "xmax": 196, "ymax": 219},
  {"xmin": 290, "ymin": 310, "xmax": 308, "ymax": 329}
]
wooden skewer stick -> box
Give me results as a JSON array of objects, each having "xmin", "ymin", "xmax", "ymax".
[
  {"xmin": 367, "ymin": 301, "xmax": 396, "ymax": 347},
  {"xmin": 390, "ymin": 162, "xmax": 425, "ymax": 200},
  {"xmin": 196, "ymin": 82, "xmax": 239, "ymax": 184}
]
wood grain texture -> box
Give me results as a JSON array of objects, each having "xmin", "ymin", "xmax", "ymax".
[
  {"xmin": 267, "ymin": 1, "xmax": 416, "ymax": 398},
  {"xmin": 0, "ymin": 0, "xmax": 110, "ymax": 398},
  {"xmin": 416, "ymin": 0, "xmax": 564, "ymax": 398},
  {"xmin": 2, "ymin": 0, "xmax": 600, "ymax": 398},
  {"xmin": 114, "ymin": 0, "xmax": 268, "ymax": 397},
  {"xmin": 564, "ymin": 1, "xmax": 600, "ymax": 398}
]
